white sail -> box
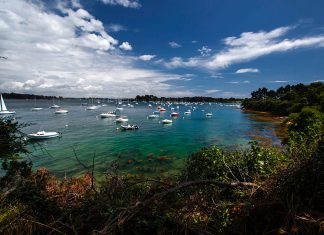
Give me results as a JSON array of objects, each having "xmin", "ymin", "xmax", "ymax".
[{"xmin": 0, "ymin": 95, "xmax": 8, "ymax": 111}]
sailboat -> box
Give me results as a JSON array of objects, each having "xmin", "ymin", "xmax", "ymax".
[
  {"xmin": 0, "ymin": 94, "xmax": 15, "ymax": 115},
  {"xmin": 31, "ymin": 96, "xmax": 43, "ymax": 111},
  {"xmin": 50, "ymin": 97, "xmax": 60, "ymax": 109}
]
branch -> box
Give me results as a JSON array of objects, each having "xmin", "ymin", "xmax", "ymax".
[{"xmin": 95, "ymin": 180, "xmax": 261, "ymax": 234}]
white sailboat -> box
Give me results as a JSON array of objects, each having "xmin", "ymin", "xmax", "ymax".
[
  {"xmin": 0, "ymin": 94, "xmax": 15, "ymax": 115},
  {"xmin": 31, "ymin": 96, "xmax": 43, "ymax": 111},
  {"xmin": 50, "ymin": 97, "xmax": 60, "ymax": 109}
]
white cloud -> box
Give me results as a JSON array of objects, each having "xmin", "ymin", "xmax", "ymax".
[
  {"xmin": 100, "ymin": 0, "xmax": 141, "ymax": 8},
  {"xmin": 139, "ymin": 54, "xmax": 156, "ymax": 61},
  {"xmin": 0, "ymin": 0, "xmax": 187, "ymax": 97},
  {"xmin": 269, "ymin": 80, "xmax": 289, "ymax": 83},
  {"xmin": 198, "ymin": 46, "xmax": 212, "ymax": 56},
  {"xmin": 163, "ymin": 26, "xmax": 324, "ymax": 70},
  {"xmin": 226, "ymin": 81, "xmax": 250, "ymax": 84},
  {"xmin": 235, "ymin": 68, "xmax": 259, "ymax": 74},
  {"xmin": 108, "ymin": 23, "xmax": 127, "ymax": 32},
  {"xmin": 205, "ymin": 89, "xmax": 221, "ymax": 94},
  {"xmin": 169, "ymin": 41, "xmax": 182, "ymax": 48},
  {"xmin": 119, "ymin": 41, "xmax": 132, "ymax": 50}
]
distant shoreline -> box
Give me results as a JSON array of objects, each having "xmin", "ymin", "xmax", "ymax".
[{"xmin": 2, "ymin": 92, "xmax": 243, "ymax": 103}]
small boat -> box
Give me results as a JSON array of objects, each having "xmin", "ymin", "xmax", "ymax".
[
  {"xmin": 206, "ymin": 113, "xmax": 213, "ymax": 117},
  {"xmin": 148, "ymin": 114, "xmax": 159, "ymax": 118},
  {"xmin": 50, "ymin": 104, "xmax": 61, "ymax": 109},
  {"xmin": 153, "ymin": 110, "xmax": 160, "ymax": 114},
  {"xmin": 31, "ymin": 107, "xmax": 43, "ymax": 111},
  {"xmin": 49, "ymin": 97, "xmax": 60, "ymax": 109},
  {"xmin": 86, "ymin": 105, "xmax": 99, "ymax": 110},
  {"xmin": 116, "ymin": 116, "xmax": 128, "ymax": 123},
  {"xmin": 120, "ymin": 124, "xmax": 139, "ymax": 130},
  {"xmin": 115, "ymin": 107, "xmax": 123, "ymax": 111},
  {"xmin": 27, "ymin": 131, "xmax": 61, "ymax": 139},
  {"xmin": 100, "ymin": 112, "xmax": 116, "ymax": 118},
  {"xmin": 55, "ymin": 109, "xmax": 68, "ymax": 114},
  {"xmin": 159, "ymin": 108, "xmax": 166, "ymax": 112},
  {"xmin": 31, "ymin": 96, "xmax": 43, "ymax": 111},
  {"xmin": 0, "ymin": 94, "xmax": 15, "ymax": 115},
  {"xmin": 171, "ymin": 112, "xmax": 180, "ymax": 117},
  {"xmin": 184, "ymin": 110, "xmax": 191, "ymax": 115},
  {"xmin": 161, "ymin": 119, "xmax": 172, "ymax": 124}
]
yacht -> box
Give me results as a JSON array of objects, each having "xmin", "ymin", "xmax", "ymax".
[
  {"xmin": 55, "ymin": 109, "xmax": 68, "ymax": 114},
  {"xmin": 171, "ymin": 112, "xmax": 180, "ymax": 117},
  {"xmin": 0, "ymin": 94, "xmax": 15, "ymax": 115},
  {"xmin": 27, "ymin": 131, "xmax": 61, "ymax": 139},
  {"xmin": 148, "ymin": 114, "xmax": 159, "ymax": 118},
  {"xmin": 161, "ymin": 119, "xmax": 172, "ymax": 124},
  {"xmin": 100, "ymin": 112, "xmax": 116, "ymax": 118},
  {"xmin": 120, "ymin": 124, "xmax": 139, "ymax": 130},
  {"xmin": 116, "ymin": 116, "xmax": 128, "ymax": 123}
]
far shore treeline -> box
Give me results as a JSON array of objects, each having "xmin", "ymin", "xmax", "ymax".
[{"xmin": 2, "ymin": 92, "xmax": 242, "ymax": 103}]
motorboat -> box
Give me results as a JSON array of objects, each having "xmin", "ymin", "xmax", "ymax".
[
  {"xmin": 206, "ymin": 113, "xmax": 213, "ymax": 117},
  {"xmin": 171, "ymin": 112, "xmax": 180, "ymax": 117},
  {"xmin": 0, "ymin": 94, "xmax": 15, "ymax": 115},
  {"xmin": 100, "ymin": 112, "xmax": 116, "ymax": 118},
  {"xmin": 148, "ymin": 104, "xmax": 152, "ymax": 108},
  {"xmin": 55, "ymin": 109, "xmax": 68, "ymax": 114},
  {"xmin": 27, "ymin": 131, "xmax": 61, "ymax": 139},
  {"xmin": 184, "ymin": 110, "xmax": 191, "ymax": 115},
  {"xmin": 120, "ymin": 124, "xmax": 139, "ymax": 130},
  {"xmin": 159, "ymin": 108, "xmax": 166, "ymax": 112},
  {"xmin": 116, "ymin": 116, "xmax": 128, "ymax": 123},
  {"xmin": 115, "ymin": 107, "xmax": 123, "ymax": 111},
  {"xmin": 148, "ymin": 114, "xmax": 159, "ymax": 118},
  {"xmin": 161, "ymin": 119, "xmax": 172, "ymax": 124}
]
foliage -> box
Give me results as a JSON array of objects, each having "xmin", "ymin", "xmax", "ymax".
[
  {"xmin": 0, "ymin": 119, "xmax": 28, "ymax": 161},
  {"xmin": 242, "ymin": 82, "xmax": 324, "ymax": 116},
  {"xmin": 286, "ymin": 107, "xmax": 324, "ymax": 160},
  {"xmin": 183, "ymin": 142, "xmax": 286, "ymax": 182}
]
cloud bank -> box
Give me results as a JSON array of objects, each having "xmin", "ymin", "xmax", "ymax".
[
  {"xmin": 0, "ymin": 0, "xmax": 187, "ymax": 97},
  {"xmin": 163, "ymin": 26, "xmax": 324, "ymax": 70}
]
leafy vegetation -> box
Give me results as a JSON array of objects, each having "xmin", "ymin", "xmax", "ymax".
[
  {"xmin": 242, "ymin": 82, "xmax": 324, "ymax": 116},
  {"xmin": 0, "ymin": 83, "xmax": 323, "ymax": 234}
]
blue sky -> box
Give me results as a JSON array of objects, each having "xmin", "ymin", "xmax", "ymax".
[{"xmin": 0, "ymin": 0, "xmax": 324, "ymax": 97}]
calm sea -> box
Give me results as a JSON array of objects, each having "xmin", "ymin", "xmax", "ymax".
[{"xmin": 5, "ymin": 99, "xmax": 281, "ymax": 178}]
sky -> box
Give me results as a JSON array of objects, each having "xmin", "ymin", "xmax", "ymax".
[{"xmin": 0, "ymin": 0, "xmax": 324, "ymax": 98}]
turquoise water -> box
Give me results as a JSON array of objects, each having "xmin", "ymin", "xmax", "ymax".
[{"xmin": 6, "ymin": 99, "xmax": 281, "ymax": 177}]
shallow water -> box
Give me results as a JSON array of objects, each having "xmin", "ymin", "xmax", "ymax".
[{"xmin": 5, "ymin": 99, "xmax": 281, "ymax": 177}]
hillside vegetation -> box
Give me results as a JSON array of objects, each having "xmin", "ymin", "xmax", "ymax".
[{"xmin": 242, "ymin": 82, "xmax": 324, "ymax": 116}]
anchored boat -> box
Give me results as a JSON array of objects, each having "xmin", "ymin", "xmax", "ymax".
[
  {"xmin": 0, "ymin": 94, "xmax": 15, "ymax": 115},
  {"xmin": 27, "ymin": 131, "xmax": 61, "ymax": 139}
]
